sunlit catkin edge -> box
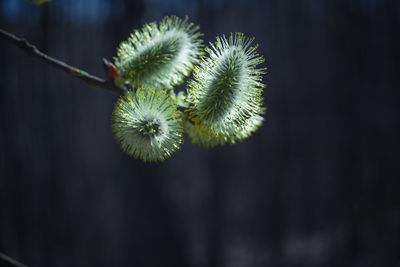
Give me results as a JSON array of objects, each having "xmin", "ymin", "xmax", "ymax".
[{"xmin": 185, "ymin": 104, "xmax": 266, "ymax": 148}]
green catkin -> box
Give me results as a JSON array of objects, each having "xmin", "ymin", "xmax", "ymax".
[
  {"xmin": 114, "ymin": 16, "xmax": 203, "ymax": 90},
  {"xmin": 111, "ymin": 88, "xmax": 183, "ymax": 162},
  {"xmin": 186, "ymin": 33, "xmax": 266, "ymax": 146}
]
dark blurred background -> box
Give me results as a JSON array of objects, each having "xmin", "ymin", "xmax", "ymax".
[{"xmin": 0, "ymin": 0, "xmax": 399, "ymax": 266}]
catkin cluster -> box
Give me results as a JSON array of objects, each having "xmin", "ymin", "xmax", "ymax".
[{"xmin": 111, "ymin": 16, "xmax": 266, "ymax": 162}]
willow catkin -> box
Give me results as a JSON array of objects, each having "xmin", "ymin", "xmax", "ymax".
[
  {"xmin": 187, "ymin": 33, "xmax": 266, "ymax": 145},
  {"xmin": 114, "ymin": 16, "xmax": 203, "ymax": 90},
  {"xmin": 112, "ymin": 88, "xmax": 183, "ymax": 162}
]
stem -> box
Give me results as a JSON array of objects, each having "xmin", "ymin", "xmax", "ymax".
[
  {"xmin": 0, "ymin": 28, "xmax": 125, "ymax": 96},
  {"xmin": 0, "ymin": 252, "xmax": 28, "ymax": 267}
]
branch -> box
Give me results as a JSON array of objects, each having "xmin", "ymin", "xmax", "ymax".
[
  {"xmin": 0, "ymin": 28, "xmax": 125, "ymax": 96},
  {"xmin": 0, "ymin": 252, "xmax": 28, "ymax": 267},
  {"xmin": 0, "ymin": 28, "xmax": 191, "ymax": 113}
]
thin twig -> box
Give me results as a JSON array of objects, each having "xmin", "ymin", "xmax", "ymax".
[
  {"xmin": 0, "ymin": 28, "xmax": 125, "ymax": 96},
  {"xmin": 0, "ymin": 28, "xmax": 191, "ymax": 113},
  {"xmin": 0, "ymin": 252, "xmax": 28, "ymax": 267}
]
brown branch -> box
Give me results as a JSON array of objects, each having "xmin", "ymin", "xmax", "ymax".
[
  {"xmin": 0, "ymin": 252, "xmax": 28, "ymax": 267},
  {"xmin": 0, "ymin": 28, "xmax": 125, "ymax": 96},
  {"xmin": 0, "ymin": 28, "xmax": 191, "ymax": 113}
]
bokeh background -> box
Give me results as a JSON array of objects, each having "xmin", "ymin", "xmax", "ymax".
[{"xmin": 1, "ymin": 0, "xmax": 400, "ymax": 266}]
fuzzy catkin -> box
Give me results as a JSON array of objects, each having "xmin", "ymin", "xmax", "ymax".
[
  {"xmin": 111, "ymin": 88, "xmax": 183, "ymax": 162},
  {"xmin": 114, "ymin": 16, "xmax": 203, "ymax": 90},
  {"xmin": 186, "ymin": 33, "xmax": 266, "ymax": 145}
]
